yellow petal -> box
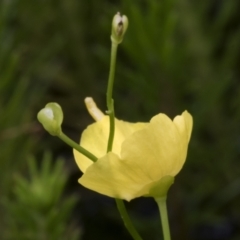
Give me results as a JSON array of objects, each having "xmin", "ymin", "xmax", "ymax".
[
  {"xmin": 173, "ymin": 111, "xmax": 193, "ymax": 143},
  {"xmin": 78, "ymin": 112, "xmax": 192, "ymax": 200},
  {"xmin": 79, "ymin": 152, "xmax": 174, "ymax": 201},
  {"xmin": 79, "ymin": 152, "xmax": 148, "ymax": 201},
  {"xmin": 173, "ymin": 111, "xmax": 193, "ymax": 171},
  {"xmin": 182, "ymin": 110, "xmax": 193, "ymax": 142},
  {"xmin": 121, "ymin": 113, "xmax": 188, "ymax": 179},
  {"xmin": 84, "ymin": 97, "xmax": 105, "ymax": 121},
  {"xmin": 74, "ymin": 116, "xmax": 146, "ymax": 172}
]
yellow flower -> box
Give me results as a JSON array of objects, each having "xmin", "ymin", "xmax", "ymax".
[{"xmin": 74, "ymin": 98, "xmax": 193, "ymax": 201}]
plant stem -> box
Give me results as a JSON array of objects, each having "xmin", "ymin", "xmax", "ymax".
[
  {"xmin": 106, "ymin": 42, "xmax": 118, "ymax": 152},
  {"xmin": 155, "ymin": 197, "xmax": 171, "ymax": 240},
  {"xmin": 58, "ymin": 132, "xmax": 97, "ymax": 162},
  {"xmin": 106, "ymin": 41, "xmax": 142, "ymax": 239},
  {"xmin": 116, "ymin": 199, "xmax": 143, "ymax": 240}
]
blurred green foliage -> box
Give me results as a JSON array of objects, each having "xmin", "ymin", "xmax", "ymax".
[
  {"xmin": 0, "ymin": 0, "xmax": 240, "ymax": 239},
  {"xmin": 2, "ymin": 152, "xmax": 80, "ymax": 240}
]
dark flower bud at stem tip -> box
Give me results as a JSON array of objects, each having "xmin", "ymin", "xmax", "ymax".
[{"xmin": 111, "ymin": 12, "xmax": 128, "ymax": 44}]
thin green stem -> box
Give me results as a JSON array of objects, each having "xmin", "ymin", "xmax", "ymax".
[
  {"xmin": 58, "ymin": 132, "xmax": 97, "ymax": 162},
  {"xmin": 115, "ymin": 199, "xmax": 143, "ymax": 240},
  {"xmin": 155, "ymin": 197, "xmax": 171, "ymax": 240},
  {"xmin": 106, "ymin": 42, "xmax": 118, "ymax": 152},
  {"xmin": 106, "ymin": 41, "xmax": 142, "ymax": 240}
]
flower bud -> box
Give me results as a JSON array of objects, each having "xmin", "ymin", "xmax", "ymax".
[
  {"xmin": 111, "ymin": 12, "xmax": 128, "ymax": 44},
  {"xmin": 37, "ymin": 103, "xmax": 63, "ymax": 136}
]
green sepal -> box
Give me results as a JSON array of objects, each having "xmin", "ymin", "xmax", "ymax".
[{"xmin": 144, "ymin": 176, "xmax": 174, "ymax": 199}]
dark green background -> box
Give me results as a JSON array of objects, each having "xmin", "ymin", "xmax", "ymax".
[{"xmin": 1, "ymin": 0, "xmax": 240, "ymax": 239}]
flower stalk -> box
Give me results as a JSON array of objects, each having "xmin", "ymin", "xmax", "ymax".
[
  {"xmin": 106, "ymin": 13, "xmax": 142, "ymax": 240},
  {"xmin": 106, "ymin": 41, "xmax": 118, "ymax": 152},
  {"xmin": 59, "ymin": 133, "xmax": 97, "ymax": 162},
  {"xmin": 155, "ymin": 197, "xmax": 171, "ymax": 240},
  {"xmin": 106, "ymin": 12, "xmax": 128, "ymax": 152},
  {"xmin": 115, "ymin": 199, "xmax": 143, "ymax": 240}
]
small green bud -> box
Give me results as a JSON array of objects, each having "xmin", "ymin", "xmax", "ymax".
[
  {"xmin": 37, "ymin": 103, "xmax": 63, "ymax": 136},
  {"xmin": 111, "ymin": 12, "xmax": 128, "ymax": 44}
]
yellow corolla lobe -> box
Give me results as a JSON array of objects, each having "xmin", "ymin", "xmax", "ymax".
[
  {"xmin": 74, "ymin": 99, "xmax": 193, "ymax": 201},
  {"xmin": 74, "ymin": 115, "xmax": 146, "ymax": 173}
]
